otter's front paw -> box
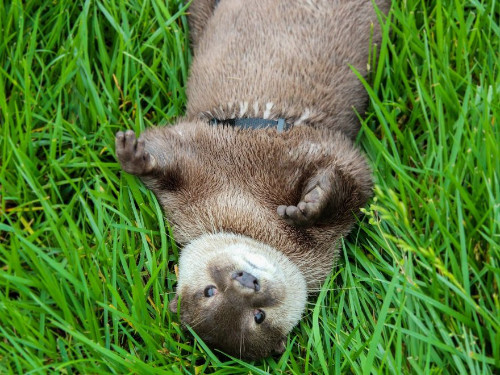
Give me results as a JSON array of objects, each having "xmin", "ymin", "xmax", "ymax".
[
  {"xmin": 277, "ymin": 175, "xmax": 331, "ymax": 227},
  {"xmin": 116, "ymin": 130, "xmax": 156, "ymax": 175}
]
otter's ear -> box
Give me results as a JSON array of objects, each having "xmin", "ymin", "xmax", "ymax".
[
  {"xmin": 169, "ymin": 294, "xmax": 179, "ymax": 313},
  {"xmin": 272, "ymin": 339, "xmax": 286, "ymax": 356}
]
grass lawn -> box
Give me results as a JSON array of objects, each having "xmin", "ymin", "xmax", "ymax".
[{"xmin": 0, "ymin": 0, "xmax": 498, "ymax": 373}]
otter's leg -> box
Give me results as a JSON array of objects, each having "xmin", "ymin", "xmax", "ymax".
[
  {"xmin": 188, "ymin": 0, "xmax": 219, "ymax": 49},
  {"xmin": 115, "ymin": 130, "xmax": 156, "ymax": 176},
  {"xmin": 277, "ymin": 168, "xmax": 370, "ymax": 227}
]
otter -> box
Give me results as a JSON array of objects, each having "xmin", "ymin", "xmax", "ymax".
[{"xmin": 116, "ymin": 0, "xmax": 389, "ymax": 360}]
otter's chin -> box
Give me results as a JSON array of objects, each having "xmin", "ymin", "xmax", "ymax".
[{"xmin": 171, "ymin": 232, "xmax": 307, "ymax": 358}]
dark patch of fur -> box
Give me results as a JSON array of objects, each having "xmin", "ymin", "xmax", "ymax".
[{"xmin": 154, "ymin": 169, "xmax": 183, "ymax": 192}]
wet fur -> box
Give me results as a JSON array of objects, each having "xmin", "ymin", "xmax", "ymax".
[{"xmin": 116, "ymin": 0, "xmax": 389, "ymax": 360}]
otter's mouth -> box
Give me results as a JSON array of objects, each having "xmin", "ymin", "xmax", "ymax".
[
  {"xmin": 241, "ymin": 252, "xmax": 277, "ymax": 275},
  {"xmin": 244, "ymin": 259, "xmax": 259, "ymax": 270}
]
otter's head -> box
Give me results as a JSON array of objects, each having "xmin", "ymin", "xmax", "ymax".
[{"xmin": 169, "ymin": 233, "xmax": 307, "ymax": 360}]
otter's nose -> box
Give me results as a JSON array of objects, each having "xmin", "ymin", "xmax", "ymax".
[{"xmin": 232, "ymin": 271, "xmax": 260, "ymax": 291}]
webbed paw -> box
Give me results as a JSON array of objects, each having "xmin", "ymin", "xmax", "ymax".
[
  {"xmin": 115, "ymin": 130, "xmax": 155, "ymax": 175},
  {"xmin": 277, "ymin": 175, "xmax": 331, "ymax": 227}
]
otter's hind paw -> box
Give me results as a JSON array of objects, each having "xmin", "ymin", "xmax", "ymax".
[{"xmin": 116, "ymin": 130, "xmax": 156, "ymax": 175}]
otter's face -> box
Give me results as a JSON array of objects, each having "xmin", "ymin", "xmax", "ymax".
[{"xmin": 169, "ymin": 233, "xmax": 307, "ymax": 360}]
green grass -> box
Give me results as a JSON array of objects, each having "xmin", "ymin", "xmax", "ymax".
[{"xmin": 0, "ymin": 0, "xmax": 498, "ymax": 373}]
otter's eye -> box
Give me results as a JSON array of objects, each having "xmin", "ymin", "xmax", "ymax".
[
  {"xmin": 254, "ymin": 309, "xmax": 266, "ymax": 324},
  {"xmin": 204, "ymin": 285, "xmax": 217, "ymax": 297}
]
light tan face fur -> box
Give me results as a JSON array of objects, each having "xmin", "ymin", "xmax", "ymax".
[{"xmin": 170, "ymin": 233, "xmax": 307, "ymax": 359}]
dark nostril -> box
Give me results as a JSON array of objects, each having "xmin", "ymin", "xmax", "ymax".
[
  {"xmin": 253, "ymin": 279, "xmax": 260, "ymax": 291},
  {"xmin": 232, "ymin": 270, "xmax": 260, "ymax": 291}
]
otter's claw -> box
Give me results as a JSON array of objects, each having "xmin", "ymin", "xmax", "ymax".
[{"xmin": 115, "ymin": 130, "xmax": 155, "ymax": 175}]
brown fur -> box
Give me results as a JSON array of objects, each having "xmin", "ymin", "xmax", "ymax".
[
  {"xmin": 128, "ymin": 123, "xmax": 373, "ymax": 288},
  {"xmin": 116, "ymin": 0, "xmax": 389, "ymax": 360},
  {"xmin": 187, "ymin": 0, "xmax": 390, "ymax": 139}
]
